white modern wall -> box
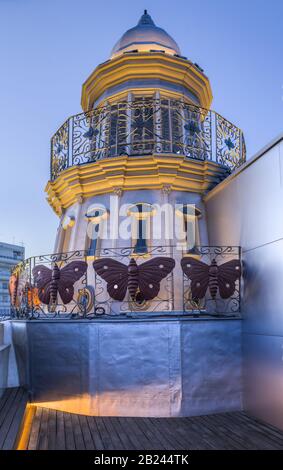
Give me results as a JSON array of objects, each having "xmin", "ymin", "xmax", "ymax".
[{"xmin": 204, "ymin": 133, "xmax": 283, "ymax": 429}]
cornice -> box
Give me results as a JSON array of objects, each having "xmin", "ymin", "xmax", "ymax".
[
  {"xmin": 46, "ymin": 155, "xmax": 227, "ymax": 215},
  {"xmin": 81, "ymin": 53, "xmax": 212, "ymax": 111}
]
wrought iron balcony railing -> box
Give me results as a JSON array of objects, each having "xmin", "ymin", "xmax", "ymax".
[
  {"xmin": 50, "ymin": 99, "xmax": 246, "ymax": 181},
  {"xmin": 10, "ymin": 246, "xmax": 241, "ymax": 319},
  {"xmin": 0, "ymin": 308, "xmax": 11, "ymax": 320}
]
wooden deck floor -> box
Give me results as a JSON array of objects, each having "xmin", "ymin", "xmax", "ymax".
[
  {"xmin": 0, "ymin": 388, "xmax": 29, "ymax": 450},
  {"xmin": 23, "ymin": 408, "xmax": 283, "ymax": 450}
]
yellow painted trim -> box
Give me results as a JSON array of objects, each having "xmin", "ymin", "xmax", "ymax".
[
  {"xmin": 45, "ymin": 155, "xmax": 227, "ymax": 216},
  {"xmin": 15, "ymin": 404, "xmax": 37, "ymax": 450},
  {"xmin": 128, "ymin": 202, "xmax": 156, "ymax": 218},
  {"xmin": 182, "ymin": 253, "xmax": 201, "ymax": 260},
  {"xmin": 81, "ymin": 53, "xmax": 212, "ymax": 111},
  {"xmin": 62, "ymin": 215, "xmax": 75, "ymax": 230},
  {"xmin": 85, "ymin": 255, "xmax": 97, "ymax": 262}
]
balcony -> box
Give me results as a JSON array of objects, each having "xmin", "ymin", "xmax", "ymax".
[
  {"xmin": 50, "ymin": 99, "xmax": 246, "ymax": 181},
  {"xmin": 10, "ymin": 245, "xmax": 241, "ymax": 319}
]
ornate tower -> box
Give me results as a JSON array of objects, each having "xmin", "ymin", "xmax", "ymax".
[
  {"xmin": 45, "ymin": 10, "xmax": 244, "ymax": 314},
  {"xmin": 10, "ymin": 12, "xmax": 245, "ymax": 418}
]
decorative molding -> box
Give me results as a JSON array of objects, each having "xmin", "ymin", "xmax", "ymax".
[
  {"xmin": 81, "ymin": 53, "xmax": 212, "ymax": 111},
  {"xmin": 62, "ymin": 215, "xmax": 75, "ymax": 230},
  {"xmin": 45, "ymin": 155, "xmax": 227, "ymax": 216},
  {"xmin": 76, "ymin": 194, "xmax": 84, "ymax": 204},
  {"xmin": 113, "ymin": 187, "xmax": 123, "ymax": 197},
  {"xmin": 46, "ymin": 186, "xmax": 62, "ymax": 216},
  {"xmin": 162, "ymin": 184, "xmax": 172, "ymax": 195}
]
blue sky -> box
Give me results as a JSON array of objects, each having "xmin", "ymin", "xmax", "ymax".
[{"xmin": 0, "ymin": 0, "xmax": 282, "ymax": 258}]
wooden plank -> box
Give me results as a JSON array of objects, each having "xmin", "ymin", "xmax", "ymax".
[
  {"xmin": 47, "ymin": 409, "xmax": 57, "ymax": 450},
  {"xmin": 178, "ymin": 417, "xmax": 219, "ymax": 450},
  {"xmin": 17, "ymin": 407, "xmax": 283, "ymax": 451},
  {"xmin": 168, "ymin": 417, "xmax": 215, "ymax": 450},
  {"xmin": 211, "ymin": 412, "xmax": 263, "ymax": 450},
  {"xmin": 161, "ymin": 418, "xmax": 200, "ymax": 450},
  {"xmin": 101, "ymin": 418, "xmax": 125, "ymax": 450},
  {"xmin": 94, "ymin": 417, "xmax": 114, "ymax": 450},
  {"xmin": 165, "ymin": 418, "xmax": 204, "ymax": 450},
  {"xmin": 2, "ymin": 390, "xmax": 29, "ymax": 450},
  {"xmin": 37, "ymin": 408, "xmax": 49, "ymax": 450},
  {"xmin": 115, "ymin": 417, "xmax": 144, "ymax": 450},
  {"xmin": 86, "ymin": 416, "xmax": 104, "ymax": 450},
  {"xmin": 55, "ymin": 411, "xmax": 66, "ymax": 450},
  {"xmin": 170, "ymin": 417, "xmax": 210, "ymax": 450},
  {"xmin": 0, "ymin": 388, "xmax": 19, "ymax": 429},
  {"xmin": 135, "ymin": 418, "xmax": 167, "ymax": 450},
  {"xmin": 71, "ymin": 412, "xmax": 85, "ymax": 450},
  {"xmin": 16, "ymin": 404, "xmax": 36, "ymax": 451},
  {"xmin": 225, "ymin": 412, "xmax": 276, "ymax": 449},
  {"xmin": 227, "ymin": 412, "xmax": 283, "ymax": 450},
  {"xmin": 240, "ymin": 412, "xmax": 283, "ymax": 444},
  {"xmin": 0, "ymin": 388, "xmax": 24, "ymax": 448},
  {"xmin": 118, "ymin": 417, "xmax": 149, "ymax": 450},
  {"xmin": 153, "ymin": 418, "xmax": 190, "ymax": 450},
  {"xmin": 196, "ymin": 415, "xmax": 242, "ymax": 450},
  {"xmin": 198, "ymin": 414, "xmax": 241, "ymax": 449},
  {"xmin": 0, "ymin": 389, "xmax": 11, "ymax": 414},
  {"xmin": 117, "ymin": 417, "xmax": 143, "ymax": 450},
  {"xmin": 28, "ymin": 407, "xmax": 42, "ymax": 450},
  {"xmin": 110, "ymin": 417, "xmax": 137, "ymax": 450},
  {"xmin": 78, "ymin": 415, "xmax": 94, "ymax": 450},
  {"xmin": 63, "ymin": 412, "xmax": 76, "ymax": 450}
]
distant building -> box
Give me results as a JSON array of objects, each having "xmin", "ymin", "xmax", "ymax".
[{"xmin": 0, "ymin": 242, "xmax": 24, "ymax": 314}]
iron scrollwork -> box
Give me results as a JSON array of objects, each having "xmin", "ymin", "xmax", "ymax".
[
  {"xmin": 50, "ymin": 120, "xmax": 69, "ymax": 180},
  {"xmin": 182, "ymin": 246, "xmax": 241, "ymax": 316},
  {"xmin": 215, "ymin": 114, "xmax": 245, "ymax": 171},
  {"xmin": 10, "ymin": 246, "xmax": 241, "ymax": 319},
  {"xmin": 93, "ymin": 246, "xmax": 175, "ymax": 316},
  {"xmin": 10, "ymin": 251, "xmax": 89, "ymax": 319},
  {"xmin": 50, "ymin": 99, "xmax": 245, "ymax": 181}
]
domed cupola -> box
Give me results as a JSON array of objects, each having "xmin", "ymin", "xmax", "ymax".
[
  {"xmin": 81, "ymin": 11, "xmax": 213, "ymax": 111},
  {"xmin": 111, "ymin": 10, "xmax": 181, "ymax": 58}
]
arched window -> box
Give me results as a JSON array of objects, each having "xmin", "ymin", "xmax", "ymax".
[
  {"xmin": 176, "ymin": 204, "xmax": 201, "ymax": 253},
  {"xmin": 128, "ymin": 203, "xmax": 155, "ymax": 255},
  {"xmin": 85, "ymin": 206, "xmax": 108, "ymax": 257}
]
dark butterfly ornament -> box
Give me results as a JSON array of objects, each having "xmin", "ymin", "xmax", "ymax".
[
  {"xmin": 93, "ymin": 257, "xmax": 175, "ymax": 302},
  {"xmin": 32, "ymin": 261, "xmax": 88, "ymax": 306},
  {"xmin": 181, "ymin": 257, "xmax": 241, "ymax": 301}
]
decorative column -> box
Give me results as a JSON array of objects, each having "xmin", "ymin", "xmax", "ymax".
[
  {"xmin": 162, "ymin": 184, "xmax": 175, "ymax": 311},
  {"xmin": 110, "ymin": 187, "xmax": 123, "ymax": 249},
  {"xmin": 69, "ymin": 194, "xmax": 84, "ymax": 252},
  {"xmin": 162, "ymin": 184, "xmax": 173, "ymax": 251}
]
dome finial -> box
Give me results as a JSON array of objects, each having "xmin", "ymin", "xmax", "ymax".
[{"xmin": 138, "ymin": 10, "xmax": 155, "ymax": 26}]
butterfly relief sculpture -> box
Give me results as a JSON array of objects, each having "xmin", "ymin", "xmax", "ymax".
[
  {"xmin": 32, "ymin": 261, "xmax": 88, "ymax": 306},
  {"xmin": 93, "ymin": 257, "xmax": 175, "ymax": 302},
  {"xmin": 181, "ymin": 257, "xmax": 241, "ymax": 302}
]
